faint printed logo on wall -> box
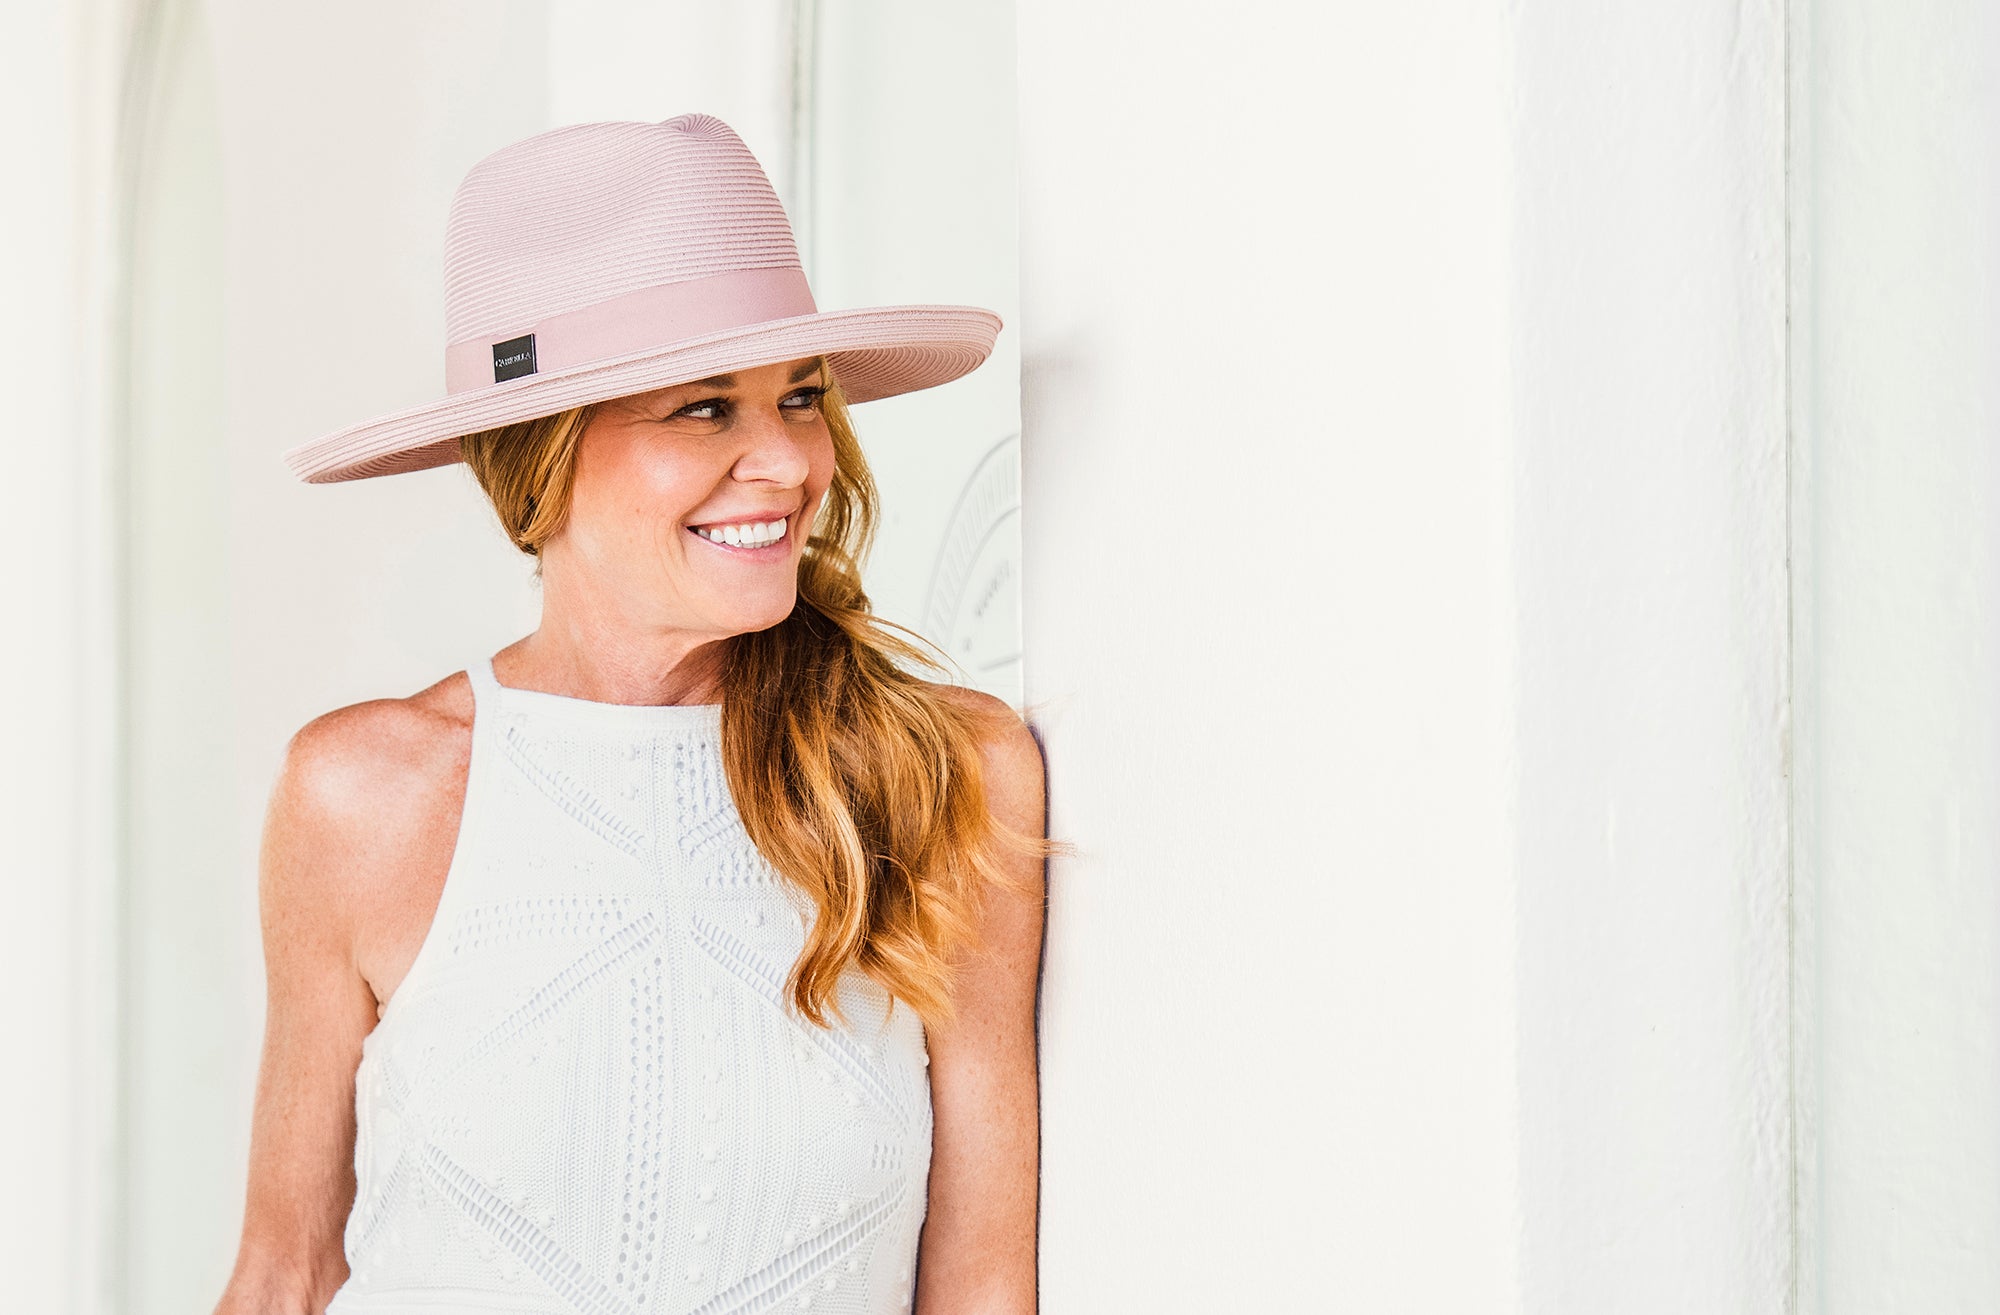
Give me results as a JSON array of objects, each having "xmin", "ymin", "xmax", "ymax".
[{"xmin": 923, "ymin": 433, "xmax": 1021, "ymax": 706}]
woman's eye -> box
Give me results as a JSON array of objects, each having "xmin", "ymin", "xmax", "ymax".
[{"xmin": 670, "ymin": 387, "xmax": 824, "ymax": 422}]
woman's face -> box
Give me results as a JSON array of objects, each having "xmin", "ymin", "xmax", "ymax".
[{"xmin": 550, "ymin": 354, "xmax": 836, "ymax": 641}]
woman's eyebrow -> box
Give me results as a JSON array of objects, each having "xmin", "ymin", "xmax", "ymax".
[{"xmin": 681, "ymin": 359, "xmax": 824, "ymax": 391}]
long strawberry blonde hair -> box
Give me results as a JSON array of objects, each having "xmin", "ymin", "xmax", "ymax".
[{"xmin": 457, "ymin": 357, "xmax": 1055, "ymax": 1030}]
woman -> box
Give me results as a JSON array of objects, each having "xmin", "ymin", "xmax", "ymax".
[{"xmin": 216, "ymin": 112, "xmax": 1053, "ymax": 1315}]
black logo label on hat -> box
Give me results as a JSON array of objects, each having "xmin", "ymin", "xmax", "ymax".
[{"xmin": 492, "ymin": 333, "xmax": 538, "ymax": 382}]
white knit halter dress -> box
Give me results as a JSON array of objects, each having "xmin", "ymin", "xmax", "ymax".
[{"xmin": 324, "ymin": 656, "xmax": 934, "ymax": 1315}]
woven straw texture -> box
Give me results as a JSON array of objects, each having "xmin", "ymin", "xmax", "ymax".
[
  {"xmin": 281, "ymin": 112, "xmax": 1000, "ymax": 484},
  {"xmin": 444, "ymin": 114, "xmax": 801, "ymax": 345}
]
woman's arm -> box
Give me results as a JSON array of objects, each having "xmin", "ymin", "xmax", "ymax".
[
  {"xmin": 213, "ymin": 709, "xmax": 399, "ymax": 1315},
  {"xmin": 914, "ymin": 693, "xmax": 1050, "ymax": 1314}
]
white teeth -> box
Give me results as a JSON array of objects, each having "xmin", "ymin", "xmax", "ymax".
[{"xmin": 695, "ymin": 516, "xmax": 787, "ymax": 547}]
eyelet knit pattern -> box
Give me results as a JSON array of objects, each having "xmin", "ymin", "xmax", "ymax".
[{"xmin": 325, "ymin": 657, "xmax": 933, "ymax": 1315}]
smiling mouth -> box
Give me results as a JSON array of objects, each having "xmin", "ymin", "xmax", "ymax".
[{"xmin": 685, "ymin": 514, "xmax": 791, "ymax": 552}]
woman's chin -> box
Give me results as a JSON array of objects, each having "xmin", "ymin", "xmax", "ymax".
[{"xmin": 713, "ymin": 595, "xmax": 800, "ymax": 638}]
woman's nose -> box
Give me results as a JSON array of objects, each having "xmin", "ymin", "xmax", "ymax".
[{"xmin": 731, "ymin": 408, "xmax": 814, "ymax": 485}]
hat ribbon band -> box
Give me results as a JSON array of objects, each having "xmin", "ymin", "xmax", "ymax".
[{"xmin": 443, "ymin": 265, "xmax": 818, "ymax": 394}]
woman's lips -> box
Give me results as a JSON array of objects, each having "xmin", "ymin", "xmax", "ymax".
[{"xmin": 685, "ymin": 521, "xmax": 790, "ymax": 557}]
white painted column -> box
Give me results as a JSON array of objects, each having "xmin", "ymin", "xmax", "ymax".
[
  {"xmin": 1506, "ymin": 4, "xmax": 1792, "ymax": 1308},
  {"xmin": 1019, "ymin": 3, "xmax": 1522, "ymax": 1307},
  {"xmin": 1019, "ymin": 2, "xmax": 1791, "ymax": 1309},
  {"xmin": 1792, "ymin": 3, "xmax": 2000, "ymax": 1310}
]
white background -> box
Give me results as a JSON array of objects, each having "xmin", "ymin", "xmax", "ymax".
[{"xmin": 3, "ymin": 2, "xmax": 1997, "ymax": 1312}]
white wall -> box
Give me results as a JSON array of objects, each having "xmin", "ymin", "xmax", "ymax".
[
  {"xmin": 1020, "ymin": 2, "xmax": 1523, "ymax": 1307},
  {"xmin": 812, "ymin": 0, "xmax": 1025, "ymax": 705},
  {"xmin": 0, "ymin": 4, "xmax": 118, "ymax": 1311},
  {"xmin": 1793, "ymin": 2, "xmax": 2000, "ymax": 1309},
  {"xmin": 1019, "ymin": 1, "xmax": 1791, "ymax": 1309}
]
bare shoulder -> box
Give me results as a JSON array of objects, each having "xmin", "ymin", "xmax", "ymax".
[
  {"xmin": 274, "ymin": 673, "xmax": 470, "ymax": 847},
  {"xmin": 283, "ymin": 669, "xmax": 472, "ymax": 775},
  {"xmin": 925, "ymin": 681, "xmax": 1045, "ymax": 816},
  {"xmin": 263, "ymin": 670, "xmax": 474, "ymax": 964}
]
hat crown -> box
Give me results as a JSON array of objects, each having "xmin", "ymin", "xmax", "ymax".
[
  {"xmin": 282, "ymin": 109, "xmax": 1001, "ymax": 485},
  {"xmin": 441, "ymin": 113, "xmax": 805, "ymax": 346}
]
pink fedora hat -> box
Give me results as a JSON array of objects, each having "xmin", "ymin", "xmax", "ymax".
[{"xmin": 281, "ymin": 111, "xmax": 1002, "ymax": 484}]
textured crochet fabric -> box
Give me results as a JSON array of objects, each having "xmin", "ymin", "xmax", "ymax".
[{"xmin": 324, "ymin": 656, "xmax": 933, "ymax": 1315}]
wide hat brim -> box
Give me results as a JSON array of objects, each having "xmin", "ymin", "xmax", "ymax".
[{"xmin": 281, "ymin": 302, "xmax": 1001, "ymax": 484}]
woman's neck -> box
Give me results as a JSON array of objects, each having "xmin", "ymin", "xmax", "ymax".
[{"xmin": 497, "ymin": 624, "xmax": 730, "ymax": 707}]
